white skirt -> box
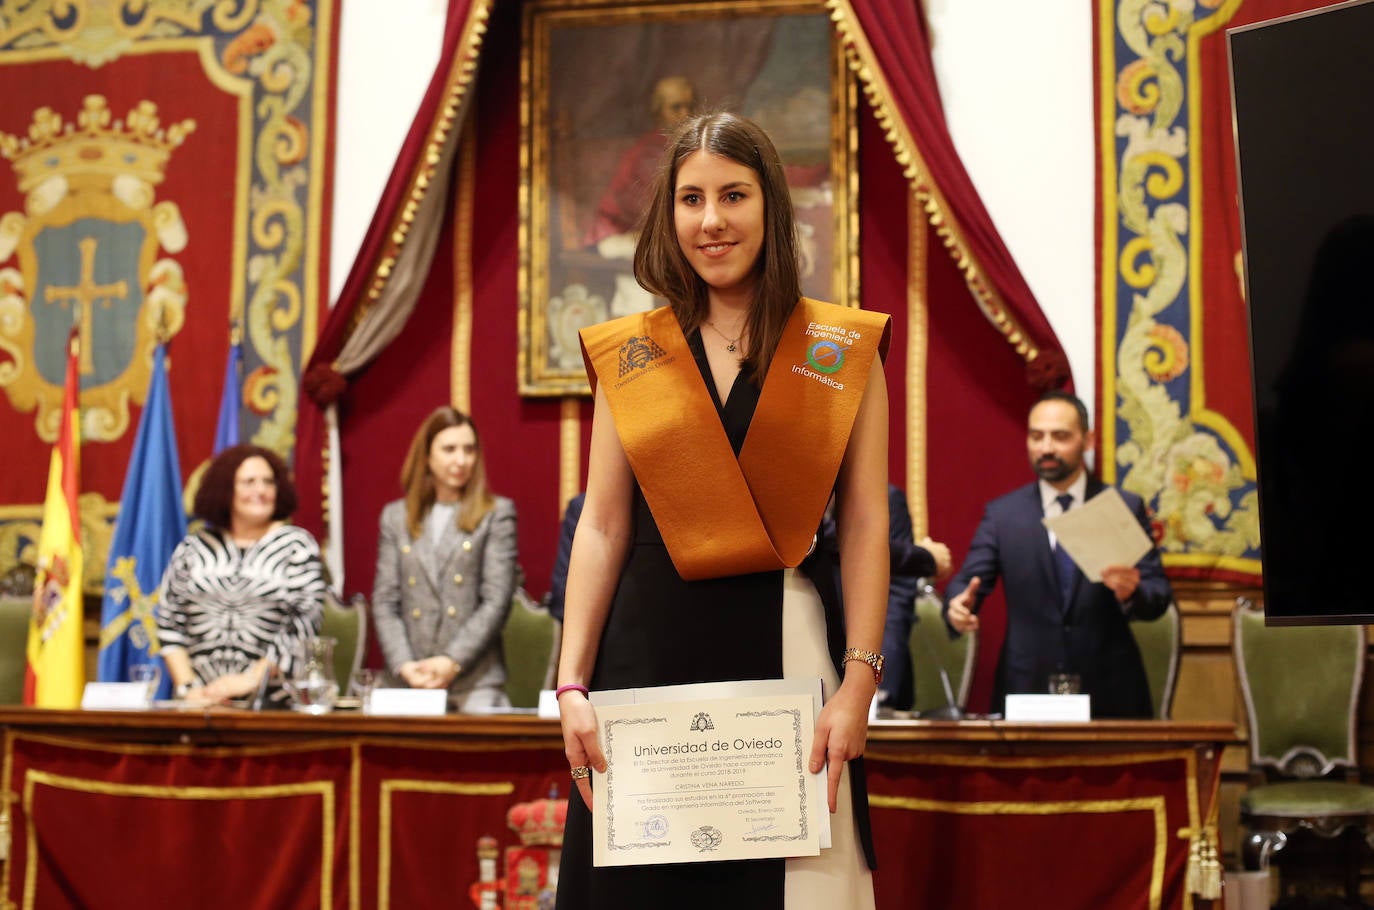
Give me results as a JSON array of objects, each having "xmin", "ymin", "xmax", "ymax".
[{"xmin": 781, "ymin": 569, "xmax": 877, "ymax": 910}]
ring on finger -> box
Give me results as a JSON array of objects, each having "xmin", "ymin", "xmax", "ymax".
[{"xmin": 570, "ymin": 765, "xmax": 591, "ymax": 780}]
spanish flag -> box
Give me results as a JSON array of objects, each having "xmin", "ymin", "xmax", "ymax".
[{"xmin": 25, "ymin": 329, "xmax": 84, "ymax": 708}]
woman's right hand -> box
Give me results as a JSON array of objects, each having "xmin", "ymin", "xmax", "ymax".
[
  {"xmin": 398, "ymin": 661, "xmax": 429, "ymax": 688},
  {"xmin": 559, "ymin": 691, "xmax": 605, "ymax": 809}
]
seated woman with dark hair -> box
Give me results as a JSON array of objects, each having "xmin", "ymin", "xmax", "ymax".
[{"xmin": 156, "ymin": 444, "xmax": 326, "ymax": 704}]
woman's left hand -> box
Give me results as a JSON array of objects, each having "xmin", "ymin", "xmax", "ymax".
[{"xmin": 809, "ymin": 676, "xmax": 875, "ymax": 812}]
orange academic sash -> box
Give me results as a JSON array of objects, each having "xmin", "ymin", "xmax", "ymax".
[{"xmin": 580, "ymin": 298, "xmax": 891, "ymax": 581}]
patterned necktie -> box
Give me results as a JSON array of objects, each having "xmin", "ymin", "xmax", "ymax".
[{"xmin": 1054, "ymin": 493, "xmax": 1076, "ymax": 609}]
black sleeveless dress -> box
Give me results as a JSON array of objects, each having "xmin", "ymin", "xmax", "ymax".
[{"xmin": 555, "ymin": 331, "xmax": 872, "ymax": 910}]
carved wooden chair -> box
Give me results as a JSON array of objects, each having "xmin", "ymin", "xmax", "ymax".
[
  {"xmin": 910, "ymin": 587, "xmax": 976, "ymax": 719},
  {"xmin": 1233, "ymin": 597, "xmax": 1374, "ymax": 899},
  {"xmin": 503, "ymin": 587, "xmax": 559, "ymax": 710},
  {"xmin": 1130, "ymin": 600, "xmax": 1181, "ymax": 719}
]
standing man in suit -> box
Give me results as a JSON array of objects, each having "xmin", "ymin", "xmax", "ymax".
[{"xmin": 943, "ymin": 391, "xmax": 1172, "ymax": 718}]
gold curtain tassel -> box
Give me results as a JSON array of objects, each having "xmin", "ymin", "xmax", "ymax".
[
  {"xmin": 1200, "ymin": 832, "xmax": 1222, "ymax": 900},
  {"xmin": 1184, "ymin": 832, "xmax": 1202, "ymax": 895}
]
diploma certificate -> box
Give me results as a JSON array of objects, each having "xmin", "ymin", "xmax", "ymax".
[{"xmin": 591, "ymin": 680, "xmax": 824, "ymax": 867}]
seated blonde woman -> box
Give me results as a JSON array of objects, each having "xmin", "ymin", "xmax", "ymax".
[{"xmin": 372, "ymin": 407, "xmax": 518, "ymax": 711}]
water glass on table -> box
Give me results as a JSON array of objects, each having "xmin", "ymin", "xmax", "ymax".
[
  {"xmin": 351, "ymin": 668, "xmax": 379, "ymax": 713},
  {"xmin": 129, "ymin": 663, "xmax": 162, "ymax": 706},
  {"xmin": 1047, "ymin": 672, "xmax": 1081, "ymax": 696}
]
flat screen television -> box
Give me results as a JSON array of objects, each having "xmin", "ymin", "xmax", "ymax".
[{"xmin": 1231, "ymin": 0, "xmax": 1374, "ymax": 623}]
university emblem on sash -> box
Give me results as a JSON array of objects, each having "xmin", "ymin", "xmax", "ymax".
[
  {"xmin": 0, "ymin": 95, "xmax": 195, "ymax": 442},
  {"xmin": 617, "ymin": 334, "xmax": 666, "ymax": 378}
]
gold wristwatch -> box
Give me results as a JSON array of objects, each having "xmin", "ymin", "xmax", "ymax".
[{"xmin": 842, "ymin": 648, "xmax": 884, "ymax": 685}]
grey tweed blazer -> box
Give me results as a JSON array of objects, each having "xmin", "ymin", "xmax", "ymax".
[{"xmin": 372, "ymin": 496, "xmax": 518, "ymax": 699}]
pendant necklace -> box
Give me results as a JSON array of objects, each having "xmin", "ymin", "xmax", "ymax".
[{"xmin": 704, "ymin": 320, "xmax": 742, "ymax": 353}]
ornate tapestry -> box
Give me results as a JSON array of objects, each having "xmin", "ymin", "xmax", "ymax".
[
  {"xmin": 1095, "ymin": 0, "xmax": 1332, "ymax": 583},
  {"xmin": 0, "ymin": 0, "xmax": 337, "ymax": 589}
]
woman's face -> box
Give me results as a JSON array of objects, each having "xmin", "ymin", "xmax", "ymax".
[
  {"xmin": 428, "ymin": 423, "xmax": 478, "ymax": 501},
  {"xmin": 674, "ymin": 149, "xmax": 764, "ymax": 303},
  {"xmin": 232, "ymin": 456, "xmax": 277, "ymax": 528}
]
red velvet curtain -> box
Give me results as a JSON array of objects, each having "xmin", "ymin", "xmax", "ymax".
[{"xmin": 294, "ymin": 0, "xmax": 480, "ymax": 540}]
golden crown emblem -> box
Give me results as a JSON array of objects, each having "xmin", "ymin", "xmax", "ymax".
[{"xmin": 0, "ymin": 94, "xmax": 195, "ymax": 194}]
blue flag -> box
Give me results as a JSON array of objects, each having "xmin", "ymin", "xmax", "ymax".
[
  {"xmin": 97, "ymin": 344, "xmax": 187, "ymax": 698},
  {"xmin": 213, "ymin": 339, "xmax": 242, "ymax": 454}
]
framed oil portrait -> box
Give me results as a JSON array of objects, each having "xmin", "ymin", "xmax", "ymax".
[{"xmin": 519, "ymin": 0, "xmax": 859, "ymax": 396}]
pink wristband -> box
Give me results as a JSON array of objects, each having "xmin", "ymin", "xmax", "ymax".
[{"xmin": 555, "ymin": 683, "xmax": 589, "ymax": 699}]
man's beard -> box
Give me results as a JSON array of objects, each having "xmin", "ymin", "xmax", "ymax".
[{"xmin": 1034, "ymin": 455, "xmax": 1077, "ymax": 483}]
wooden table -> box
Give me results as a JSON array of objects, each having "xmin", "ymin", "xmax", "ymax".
[{"xmin": 0, "ymin": 709, "xmax": 1234, "ymax": 909}]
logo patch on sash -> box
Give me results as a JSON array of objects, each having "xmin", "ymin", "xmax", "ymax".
[
  {"xmin": 805, "ymin": 339, "xmax": 847, "ymax": 374},
  {"xmin": 617, "ymin": 334, "xmax": 667, "ymax": 378}
]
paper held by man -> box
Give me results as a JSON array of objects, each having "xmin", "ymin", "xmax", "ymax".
[
  {"xmin": 590, "ymin": 678, "xmax": 829, "ymax": 867},
  {"xmin": 1041, "ymin": 487, "xmax": 1153, "ymax": 582}
]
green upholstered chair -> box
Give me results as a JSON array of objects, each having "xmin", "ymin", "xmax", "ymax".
[
  {"xmin": 320, "ymin": 592, "xmax": 367, "ymax": 690},
  {"xmin": 910, "ymin": 588, "xmax": 976, "ymax": 718},
  {"xmin": 1233, "ymin": 597, "xmax": 1374, "ymax": 896},
  {"xmin": 503, "ymin": 588, "xmax": 559, "ymax": 709},
  {"xmin": 1129, "ymin": 600, "xmax": 1181, "ymax": 719},
  {"xmin": 0, "ymin": 596, "xmax": 31, "ymax": 704}
]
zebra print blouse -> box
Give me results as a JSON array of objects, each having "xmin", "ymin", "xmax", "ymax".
[{"xmin": 156, "ymin": 524, "xmax": 325, "ymax": 686}]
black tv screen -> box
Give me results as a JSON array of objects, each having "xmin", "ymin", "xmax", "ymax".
[{"xmin": 1231, "ymin": 0, "xmax": 1374, "ymax": 623}]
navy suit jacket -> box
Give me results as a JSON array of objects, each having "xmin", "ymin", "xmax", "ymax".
[{"xmin": 944, "ymin": 476, "xmax": 1171, "ymax": 718}]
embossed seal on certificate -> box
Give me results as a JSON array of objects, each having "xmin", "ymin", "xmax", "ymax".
[
  {"xmin": 641, "ymin": 815, "xmax": 669, "ymax": 840},
  {"xmin": 690, "ymin": 826, "xmax": 723, "ymax": 852}
]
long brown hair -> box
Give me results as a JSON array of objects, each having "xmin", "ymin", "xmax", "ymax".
[
  {"xmin": 399, "ymin": 407, "xmax": 495, "ymax": 538},
  {"xmin": 633, "ymin": 112, "xmax": 802, "ymax": 384}
]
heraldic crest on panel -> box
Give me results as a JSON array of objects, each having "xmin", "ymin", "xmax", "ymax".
[{"xmin": 0, "ymin": 94, "xmax": 194, "ymax": 442}]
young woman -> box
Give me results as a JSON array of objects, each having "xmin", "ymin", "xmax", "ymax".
[
  {"xmin": 158, "ymin": 445, "xmax": 325, "ymax": 704},
  {"xmin": 555, "ymin": 113, "xmax": 891, "ymax": 909},
  {"xmin": 372, "ymin": 407, "xmax": 518, "ymax": 711}
]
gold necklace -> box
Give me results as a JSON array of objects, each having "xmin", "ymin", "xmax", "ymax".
[{"xmin": 704, "ymin": 320, "xmax": 743, "ymax": 353}]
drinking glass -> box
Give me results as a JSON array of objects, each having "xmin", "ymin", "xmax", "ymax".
[
  {"xmin": 351, "ymin": 668, "xmax": 379, "ymax": 713},
  {"xmin": 129, "ymin": 663, "xmax": 162, "ymax": 706},
  {"xmin": 1047, "ymin": 672, "xmax": 1082, "ymax": 695}
]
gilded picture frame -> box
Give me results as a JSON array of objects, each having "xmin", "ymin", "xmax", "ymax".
[{"xmin": 519, "ymin": 0, "xmax": 859, "ymax": 397}]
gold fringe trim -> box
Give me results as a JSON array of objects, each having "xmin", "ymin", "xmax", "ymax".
[
  {"xmin": 826, "ymin": 0, "xmax": 1039, "ymax": 364},
  {"xmin": 906, "ymin": 193, "xmax": 929, "ymax": 538},
  {"xmin": 452, "ymin": 126, "xmax": 478, "ymax": 414},
  {"xmin": 344, "ymin": 0, "xmax": 494, "ymax": 342}
]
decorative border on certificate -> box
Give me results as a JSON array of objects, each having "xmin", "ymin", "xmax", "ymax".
[
  {"xmin": 736, "ymin": 708, "xmax": 807, "ymax": 844},
  {"xmin": 602, "ymin": 715, "xmax": 673, "ymax": 854}
]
